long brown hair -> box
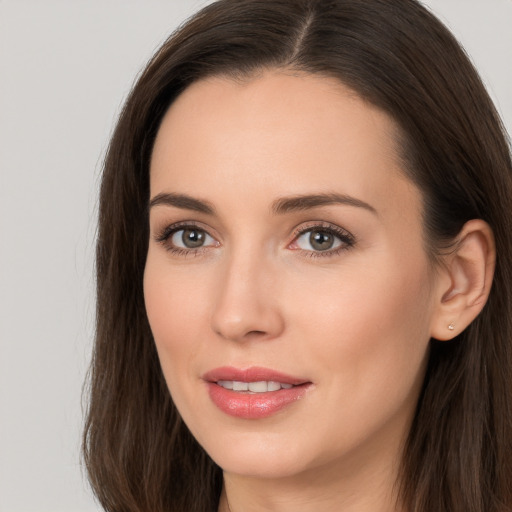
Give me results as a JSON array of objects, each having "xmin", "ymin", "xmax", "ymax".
[{"xmin": 83, "ymin": 1, "xmax": 512, "ymax": 511}]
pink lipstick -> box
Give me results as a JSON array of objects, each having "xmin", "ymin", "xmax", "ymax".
[{"xmin": 203, "ymin": 366, "xmax": 312, "ymax": 419}]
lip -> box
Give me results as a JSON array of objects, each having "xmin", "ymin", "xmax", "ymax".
[
  {"xmin": 203, "ymin": 366, "xmax": 309, "ymax": 385},
  {"xmin": 203, "ymin": 366, "xmax": 312, "ymax": 419}
]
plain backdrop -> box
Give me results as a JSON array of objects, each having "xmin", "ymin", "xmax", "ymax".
[{"xmin": 0, "ymin": 1, "xmax": 511, "ymax": 511}]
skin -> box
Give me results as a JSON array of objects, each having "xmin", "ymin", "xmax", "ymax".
[{"xmin": 144, "ymin": 71, "xmax": 455, "ymax": 512}]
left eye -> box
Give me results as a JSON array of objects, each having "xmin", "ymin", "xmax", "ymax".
[
  {"xmin": 294, "ymin": 229, "xmax": 346, "ymax": 252},
  {"xmin": 170, "ymin": 228, "xmax": 216, "ymax": 249}
]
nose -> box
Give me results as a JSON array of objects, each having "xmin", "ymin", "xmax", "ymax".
[{"xmin": 210, "ymin": 250, "xmax": 285, "ymax": 343}]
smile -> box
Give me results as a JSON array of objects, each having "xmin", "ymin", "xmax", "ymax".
[
  {"xmin": 217, "ymin": 380, "xmax": 294, "ymax": 392},
  {"xmin": 203, "ymin": 367, "xmax": 312, "ymax": 419}
]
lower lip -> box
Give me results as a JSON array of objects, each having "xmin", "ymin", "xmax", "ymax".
[{"xmin": 207, "ymin": 382, "xmax": 310, "ymax": 419}]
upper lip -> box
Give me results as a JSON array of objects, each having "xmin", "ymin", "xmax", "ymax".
[{"xmin": 203, "ymin": 366, "xmax": 310, "ymax": 386}]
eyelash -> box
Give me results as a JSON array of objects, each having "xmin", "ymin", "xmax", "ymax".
[
  {"xmin": 154, "ymin": 221, "xmax": 356, "ymax": 258},
  {"xmin": 291, "ymin": 222, "xmax": 356, "ymax": 258},
  {"xmin": 155, "ymin": 221, "xmax": 212, "ymax": 258}
]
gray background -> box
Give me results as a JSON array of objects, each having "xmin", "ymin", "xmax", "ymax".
[{"xmin": 1, "ymin": 1, "xmax": 511, "ymax": 511}]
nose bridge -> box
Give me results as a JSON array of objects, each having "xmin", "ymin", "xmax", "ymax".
[{"xmin": 211, "ymin": 242, "xmax": 284, "ymax": 342}]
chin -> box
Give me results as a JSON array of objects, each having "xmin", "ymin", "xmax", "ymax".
[
  {"xmin": 216, "ymin": 454, "xmax": 307, "ymax": 480},
  {"xmin": 199, "ymin": 429, "xmax": 318, "ymax": 479}
]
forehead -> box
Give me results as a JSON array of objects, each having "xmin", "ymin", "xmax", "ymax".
[{"xmin": 150, "ymin": 70, "xmax": 418, "ymax": 221}]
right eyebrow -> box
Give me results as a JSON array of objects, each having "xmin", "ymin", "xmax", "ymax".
[{"xmin": 149, "ymin": 192, "xmax": 216, "ymax": 215}]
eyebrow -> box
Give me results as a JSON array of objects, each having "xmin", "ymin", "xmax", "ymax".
[
  {"xmin": 148, "ymin": 191, "xmax": 377, "ymax": 216},
  {"xmin": 149, "ymin": 192, "xmax": 216, "ymax": 215},
  {"xmin": 271, "ymin": 193, "xmax": 377, "ymax": 215}
]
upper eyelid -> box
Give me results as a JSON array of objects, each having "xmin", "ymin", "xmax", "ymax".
[
  {"xmin": 291, "ymin": 221, "xmax": 354, "ymax": 239},
  {"xmin": 154, "ymin": 220, "xmax": 216, "ymax": 241}
]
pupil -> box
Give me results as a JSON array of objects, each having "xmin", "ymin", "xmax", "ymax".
[
  {"xmin": 310, "ymin": 231, "xmax": 333, "ymax": 251},
  {"xmin": 182, "ymin": 229, "xmax": 205, "ymax": 248}
]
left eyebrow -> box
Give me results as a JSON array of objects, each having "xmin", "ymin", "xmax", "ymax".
[{"xmin": 271, "ymin": 193, "xmax": 377, "ymax": 216}]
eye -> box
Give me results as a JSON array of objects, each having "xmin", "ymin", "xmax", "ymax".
[
  {"xmin": 171, "ymin": 227, "xmax": 215, "ymax": 249},
  {"xmin": 290, "ymin": 224, "xmax": 355, "ymax": 255},
  {"xmin": 155, "ymin": 223, "xmax": 219, "ymax": 255},
  {"xmin": 296, "ymin": 230, "xmax": 341, "ymax": 251}
]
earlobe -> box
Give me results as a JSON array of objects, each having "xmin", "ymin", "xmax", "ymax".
[{"xmin": 430, "ymin": 219, "xmax": 495, "ymax": 341}]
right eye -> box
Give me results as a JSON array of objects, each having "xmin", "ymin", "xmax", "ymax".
[
  {"xmin": 170, "ymin": 227, "xmax": 216, "ymax": 249},
  {"xmin": 155, "ymin": 223, "xmax": 219, "ymax": 255}
]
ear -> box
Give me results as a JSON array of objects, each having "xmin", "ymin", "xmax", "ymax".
[{"xmin": 430, "ymin": 219, "xmax": 495, "ymax": 341}]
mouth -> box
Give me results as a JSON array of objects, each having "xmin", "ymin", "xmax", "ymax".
[
  {"xmin": 216, "ymin": 380, "xmax": 295, "ymax": 392},
  {"xmin": 202, "ymin": 366, "xmax": 312, "ymax": 419}
]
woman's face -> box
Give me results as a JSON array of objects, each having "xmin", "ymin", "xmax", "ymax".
[{"xmin": 144, "ymin": 71, "xmax": 441, "ymax": 480}]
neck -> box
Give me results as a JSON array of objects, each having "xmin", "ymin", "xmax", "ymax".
[{"xmin": 218, "ymin": 452, "xmax": 405, "ymax": 512}]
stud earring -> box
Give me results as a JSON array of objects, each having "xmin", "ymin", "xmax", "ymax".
[{"xmin": 448, "ymin": 323, "xmax": 455, "ymax": 331}]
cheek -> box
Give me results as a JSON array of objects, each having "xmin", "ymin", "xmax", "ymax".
[
  {"xmin": 271, "ymin": 256, "xmax": 433, "ymax": 464},
  {"xmin": 288, "ymin": 251, "xmax": 433, "ymax": 398},
  {"xmin": 143, "ymin": 256, "xmax": 211, "ymax": 386}
]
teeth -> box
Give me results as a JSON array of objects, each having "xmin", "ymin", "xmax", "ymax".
[
  {"xmin": 232, "ymin": 381, "xmax": 249, "ymax": 391},
  {"xmin": 267, "ymin": 381, "xmax": 281, "ymax": 392},
  {"xmin": 248, "ymin": 381, "xmax": 267, "ymax": 392},
  {"xmin": 217, "ymin": 380, "xmax": 295, "ymax": 393},
  {"xmin": 217, "ymin": 380, "xmax": 233, "ymax": 390}
]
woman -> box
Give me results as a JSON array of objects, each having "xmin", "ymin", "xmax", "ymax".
[{"xmin": 83, "ymin": 0, "xmax": 512, "ymax": 511}]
